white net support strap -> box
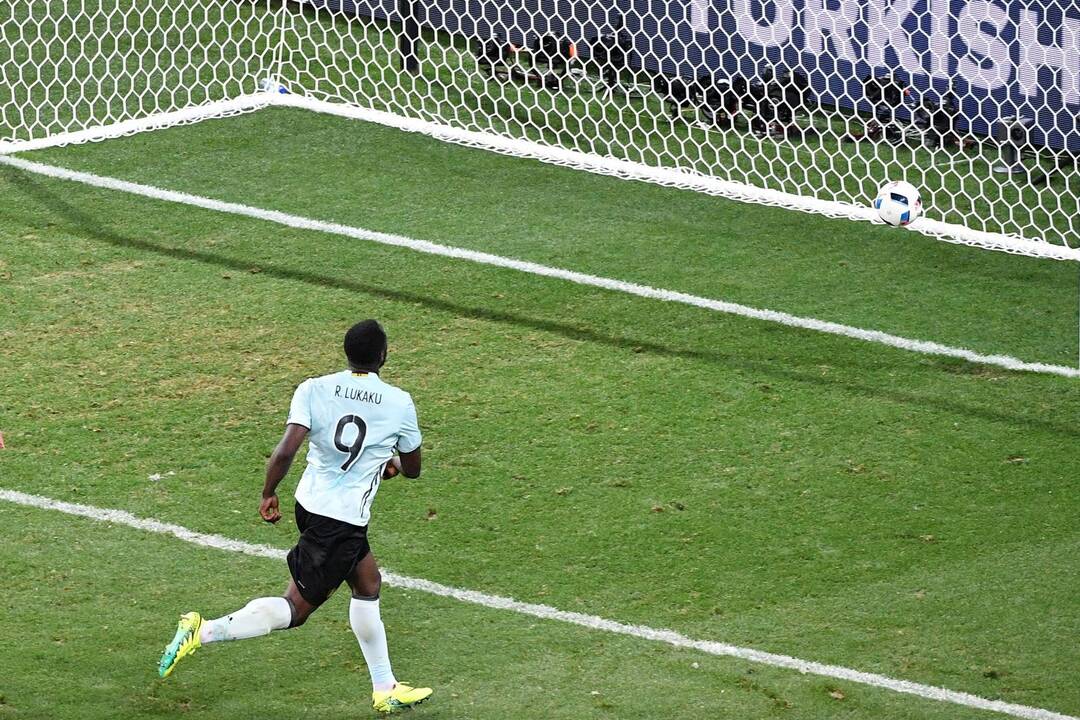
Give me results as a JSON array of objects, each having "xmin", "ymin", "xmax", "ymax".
[{"xmin": 0, "ymin": 94, "xmax": 271, "ymax": 156}]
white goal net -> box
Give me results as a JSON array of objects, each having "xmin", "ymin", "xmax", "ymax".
[
  {"xmin": 2, "ymin": 1, "xmax": 1078, "ymax": 259},
  {"xmin": 0, "ymin": 1, "xmax": 277, "ymax": 147}
]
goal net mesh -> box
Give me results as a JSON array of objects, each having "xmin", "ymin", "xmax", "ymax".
[
  {"xmin": 0, "ymin": 0, "xmax": 277, "ymax": 144},
  {"xmin": 3, "ymin": 1, "xmax": 1078, "ymax": 257}
]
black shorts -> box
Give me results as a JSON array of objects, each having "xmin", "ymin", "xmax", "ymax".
[{"xmin": 286, "ymin": 503, "xmax": 370, "ymax": 606}]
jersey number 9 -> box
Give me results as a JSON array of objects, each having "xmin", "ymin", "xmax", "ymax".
[{"xmin": 333, "ymin": 414, "xmax": 368, "ymax": 471}]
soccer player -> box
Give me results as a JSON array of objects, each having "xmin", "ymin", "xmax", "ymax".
[{"xmin": 157, "ymin": 319, "xmax": 433, "ymax": 714}]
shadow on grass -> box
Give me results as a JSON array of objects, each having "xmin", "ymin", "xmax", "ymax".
[{"xmin": 6, "ymin": 163, "xmax": 1078, "ymax": 441}]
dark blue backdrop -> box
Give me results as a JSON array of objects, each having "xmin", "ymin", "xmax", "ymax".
[{"xmin": 302, "ymin": 0, "xmax": 1080, "ymax": 151}]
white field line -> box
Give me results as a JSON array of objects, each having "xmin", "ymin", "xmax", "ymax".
[
  {"xmin": 0, "ymin": 488, "xmax": 1074, "ymax": 720},
  {"xmin": 2, "ymin": 94, "xmax": 1076, "ymax": 260},
  {"xmin": 0, "ymin": 94, "xmax": 272, "ymax": 155},
  {"xmin": 1, "ymin": 154, "xmax": 1076, "ymax": 378},
  {"xmin": 276, "ymin": 94, "xmax": 1080, "ymax": 263}
]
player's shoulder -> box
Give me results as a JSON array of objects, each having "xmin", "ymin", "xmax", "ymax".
[
  {"xmin": 292, "ymin": 370, "xmax": 348, "ymax": 393},
  {"xmin": 371, "ymin": 374, "xmax": 416, "ymax": 406},
  {"xmin": 308, "ymin": 369, "xmax": 351, "ymax": 385}
]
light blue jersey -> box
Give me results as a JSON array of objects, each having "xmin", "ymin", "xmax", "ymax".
[{"xmin": 287, "ymin": 370, "xmax": 421, "ymax": 527}]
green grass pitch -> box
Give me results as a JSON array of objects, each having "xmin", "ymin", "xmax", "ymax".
[{"xmin": 0, "ymin": 106, "xmax": 1078, "ymax": 719}]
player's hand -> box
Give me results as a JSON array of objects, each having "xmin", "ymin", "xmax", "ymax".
[
  {"xmin": 383, "ymin": 456, "xmax": 402, "ymax": 479},
  {"xmin": 260, "ymin": 494, "xmax": 282, "ymax": 523}
]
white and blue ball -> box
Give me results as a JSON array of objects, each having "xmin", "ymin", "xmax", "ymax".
[{"xmin": 873, "ymin": 180, "xmax": 923, "ymax": 227}]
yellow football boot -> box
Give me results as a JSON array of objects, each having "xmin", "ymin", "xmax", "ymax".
[
  {"xmin": 158, "ymin": 612, "xmax": 203, "ymax": 678},
  {"xmin": 372, "ymin": 683, "xmax": 433, "ymax": 713}
]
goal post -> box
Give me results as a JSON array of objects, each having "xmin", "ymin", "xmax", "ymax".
[{"xmin": 1, "ymin": 0, "xmax": 1078, "ymax": 262}]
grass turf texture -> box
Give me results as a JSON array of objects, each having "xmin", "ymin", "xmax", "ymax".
[
  {"xmin": 0, "ymin": 112, "xmax": 1078, "ymax": 719},
  {"xmin": 0, "ymin": 504, "xmax": 1031, "ymax": 720},
  {"xmin": 20, "ymin": 107, "xmax": 1080, "ymax": 366}
]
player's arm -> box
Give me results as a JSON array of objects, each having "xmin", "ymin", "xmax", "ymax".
[
  {"xmin": 384, "ymin": 395, "xmax": 423, "ymax": 479},
  {"xmin": 398, "ymin": 448, "xmax": 421, "ymax": 478},
  {"xmin": 259, "ymin": 423, "xmax": 309, "ymax": 523},
  {"xmin": 383, "ymin": 448, "xmax": 422, "ymax": 479}
]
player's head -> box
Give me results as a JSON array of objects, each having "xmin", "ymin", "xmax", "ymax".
[{"xmin": 344, "ymin": 319, "xmax": 388, "ymax": 371}]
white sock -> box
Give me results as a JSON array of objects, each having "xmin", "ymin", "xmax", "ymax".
[
  {"xmin": 199, "ymin": 597, "xmax": 292, "ymax": 644},
  {"xmin": 350, "ymin": 597, "xmax": 396, "ymax": 691}
]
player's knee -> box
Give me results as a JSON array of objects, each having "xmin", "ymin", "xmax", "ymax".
[
  {"xmin": 282, "ymin": 593, "xmax": 316, "ymax": 628},
  {"xmin": 243, "ymin": 596, "xmax": 293, "ymax": 633},
  {"xmin": 288, "ymin": 604, "xmax": 313, "ymax": 628},
  {"xmin": 351, "ymin": 570, "xmax": 381, "ymax": 600}
]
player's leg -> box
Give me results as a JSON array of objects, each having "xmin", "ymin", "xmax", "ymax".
[
  {"xmin": 157, "ymin": 584, "xmax": 317, "ymax": 678},
  {"xmin": 157, "ymin": 590, "xmax": 299, "ymax": 678},
  {"xmin": 348, "ymin": 552, "xmax": 433, "ymax": 713},
  {"xmin": 200, "ymin": 580, "xmax": 315, "ymax": 642},
  {"xmin": 159, "ymin": 504, "xmax": 327, "ymax": 678},
  {"xmin": 349, "ymin": 552, "xmax": 394, "ymax": 690}
]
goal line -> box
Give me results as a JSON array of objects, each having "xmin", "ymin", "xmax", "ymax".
[{"xmin": 3, "ymin": 93, "xmax": 1077, "ymax": 264}]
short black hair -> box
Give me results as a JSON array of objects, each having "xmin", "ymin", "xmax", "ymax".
[{"xmin": 344, "ymin": 319, "xmax": 387, "ymax": 368}]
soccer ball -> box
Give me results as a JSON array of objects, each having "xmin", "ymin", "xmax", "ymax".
[{"xmin": 873, "ymin": 181, "xmax": 923, "ymax": 227}]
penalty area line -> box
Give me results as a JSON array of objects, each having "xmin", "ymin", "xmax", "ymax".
[
  {"xmin": 0, "ymin": 487, "xmax": 1076, "ymax": 720},
  {"xmin": 0, "ymin": 153, "xmax": 1076, "ymax": 378}
]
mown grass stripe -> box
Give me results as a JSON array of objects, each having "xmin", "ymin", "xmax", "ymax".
[{"xmin": 2, "ymin": 154, "xmax": 1077, "ymax": 378}]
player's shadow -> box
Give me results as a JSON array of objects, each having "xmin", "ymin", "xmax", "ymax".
[{"xmin": 6, "ymin": 164, "xmax": 1079, "ymax": 441}]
